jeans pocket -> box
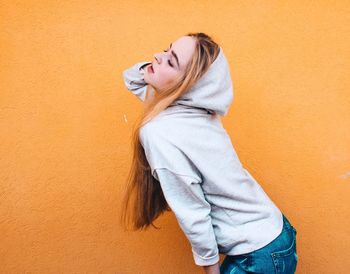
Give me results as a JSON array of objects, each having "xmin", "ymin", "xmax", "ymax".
[{"xmin": 270, "ymin": 234, "xmax": 298, "ymax": 274}]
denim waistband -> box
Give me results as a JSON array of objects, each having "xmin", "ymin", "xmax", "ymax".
[{"xmin": 282, "ymin": 214, "xmax": 293, "ymax": 229}]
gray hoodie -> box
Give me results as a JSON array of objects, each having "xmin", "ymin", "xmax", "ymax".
[{"xmin": 122, "ymin": 47, "xmax": 283, "ymax": 266}]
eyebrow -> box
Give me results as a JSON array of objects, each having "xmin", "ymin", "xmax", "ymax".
[{"xmin": 169, "ymin": 43, "xmax": 180, "ymax": 69}]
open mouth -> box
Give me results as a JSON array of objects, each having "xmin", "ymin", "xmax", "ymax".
[{"xmin": 147, "ymin": 64, "xmax": 154, "ymax": 73}]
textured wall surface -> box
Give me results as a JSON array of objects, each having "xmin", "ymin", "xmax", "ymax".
[{"xmin": 1, "ymin": 1, "xmax": 349, "ymax": 273}]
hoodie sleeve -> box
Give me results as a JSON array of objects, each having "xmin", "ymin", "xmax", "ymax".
[
  {"xmin": 122, "ymin": 61, "xmax": 152, "ymax": 101},
  {"xmin": 154, "ymin": 167, "xmax": 220, "ymax": 266}
]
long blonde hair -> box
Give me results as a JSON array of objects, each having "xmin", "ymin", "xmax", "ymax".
[{"xmin": 120, "ymin": 32, "xmax": 220, "ymax": 231}]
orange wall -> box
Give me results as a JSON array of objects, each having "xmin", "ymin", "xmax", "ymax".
[{"xmin": 1, "ymin": 1, "xmax": 349, "ymax": 273}]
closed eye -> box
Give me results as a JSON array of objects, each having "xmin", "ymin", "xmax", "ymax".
[{"xmin": 163, "ymin": 49, "xmax": 174, "ymax": 67}]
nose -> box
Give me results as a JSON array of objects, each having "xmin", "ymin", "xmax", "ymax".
[
  {"xmin": 154, "ymin": 52, "xmax": 165, "ymax": 64},
  {"xmin": 154, "ymin": 53, "xmax": 160, "ymax": 64}
]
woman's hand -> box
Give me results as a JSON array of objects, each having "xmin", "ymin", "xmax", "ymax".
[{"xmin": 203, "ymin": 262, "xmax": 220, "ymax": 274}]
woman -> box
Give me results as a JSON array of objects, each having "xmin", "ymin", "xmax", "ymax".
[{"xmin": 120, "ymin": 32, "xmax": 298, "ymax": 274}]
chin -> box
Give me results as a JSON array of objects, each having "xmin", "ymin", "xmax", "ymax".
[
  {"xmin": 144, "ymin": 76, "xmax": 154, "ymax": 86},
  {"xmin": 143, "ymin": 75, "xmax": 150, "ymax": 84}
]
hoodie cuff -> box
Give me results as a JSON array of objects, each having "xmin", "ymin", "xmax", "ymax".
[
  {"xmin": 122, "ymin": 61, "xmax": 151, "ymax": 90},
  {"xmin": 192, "ymin": 248, "xmax": 220, "ymax": 266}
]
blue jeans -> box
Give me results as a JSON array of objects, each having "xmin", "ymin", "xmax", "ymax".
[{"xmin": 220, "ymin": 214, "xmax": 298, "ymax": 274}]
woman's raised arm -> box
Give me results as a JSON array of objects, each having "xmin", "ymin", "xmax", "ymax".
[{"xmin": 122, "ymin": 61, "xmax": 152, "ymax": 102}]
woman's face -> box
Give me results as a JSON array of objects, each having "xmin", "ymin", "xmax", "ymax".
[{"xmin": 143, "ymin": 36, "xmax": 196, "ymax": 91}]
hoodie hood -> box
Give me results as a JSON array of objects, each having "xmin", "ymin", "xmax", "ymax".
[{"xmin": 169, "ymin": 46, "xmax": 234, "ymax": 116}]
